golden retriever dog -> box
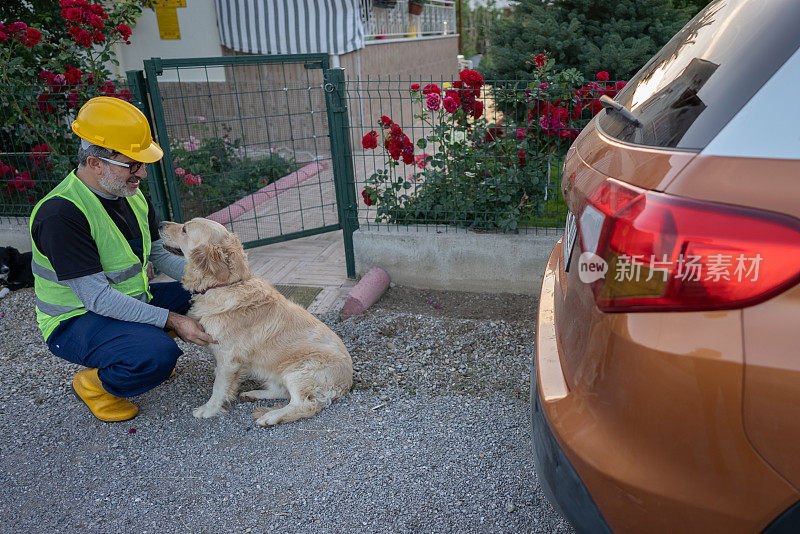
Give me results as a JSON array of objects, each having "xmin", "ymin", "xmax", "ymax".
[{"xmin": 159, "ymin": 218, "xmax": 353, "ymax": 426}]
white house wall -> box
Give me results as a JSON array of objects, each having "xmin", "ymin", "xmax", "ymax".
[{"xmin": 110, "ymin": 2, "xmax": 225, "ymax": 82}]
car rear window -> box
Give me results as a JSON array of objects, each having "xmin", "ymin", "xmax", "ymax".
[{"xmin": 597, "ymin": 0, "xmax": 800, "ymax": 150}]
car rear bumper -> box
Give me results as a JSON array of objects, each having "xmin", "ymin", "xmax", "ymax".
[
  {"xmin": 532, "ymin": 237, "xmax": 611, "ymax": 533},
  {"xmin": 533, "ymin": 239, "xmax": 799, "ymax": 533},
  {"xmin": 531, "ymin": 369, "xmax": 611, "ymax": 533}
]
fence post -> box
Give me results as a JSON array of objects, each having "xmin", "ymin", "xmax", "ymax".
[
  {"xmin": 143, "ymin": 58, "xmax": 184, "ymax": 223},
  {"xmin": 324, "ymin": 67, "xmax": 359, "ymax": 279},
  {"xmin": 126, "ymin": 69, "xmax": 170, "ymax": 222}
]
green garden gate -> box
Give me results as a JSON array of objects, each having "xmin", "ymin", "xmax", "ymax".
[{"xmin": 126, "ymin": 54, "xmax": 358, "ymax": 278}]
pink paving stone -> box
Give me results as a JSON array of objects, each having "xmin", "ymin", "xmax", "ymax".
[
  {"xmin": 206, "ymin": 161, "xmax": 329, "ymax": 225},
  {"xmin": 340, "ymin": 267, "xmax": 390, "ymax": 320}
]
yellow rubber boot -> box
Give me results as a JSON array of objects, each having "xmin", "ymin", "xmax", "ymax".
[{"xmin": 72, "ymin": 368, "xmax": 138, "ymax": 422}]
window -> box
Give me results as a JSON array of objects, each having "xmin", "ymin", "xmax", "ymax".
[{"xmin": 598, "ymin": 0, "xmax": 800, "ymax": 150}]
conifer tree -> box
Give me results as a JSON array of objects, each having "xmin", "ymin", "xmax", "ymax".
[{"xmin": 481, "ymin": 0, "xmax": 695, "ymax": 82}]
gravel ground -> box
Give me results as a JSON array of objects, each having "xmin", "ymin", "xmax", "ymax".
[{"xmin": 0, "ymin": 286, "xmax": 572, "ymax": 533}]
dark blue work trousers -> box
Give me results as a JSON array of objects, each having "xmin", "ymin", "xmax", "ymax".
[{"xmin": 47, "ymin": 282, "xmax": 192, "ymax": 398}]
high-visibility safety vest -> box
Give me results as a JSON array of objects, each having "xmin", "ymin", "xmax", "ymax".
[{"xmin": 29, "ymin": 171, "xmax": 152, "ymax": 340}]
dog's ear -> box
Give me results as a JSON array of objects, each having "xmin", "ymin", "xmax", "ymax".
[
  {"xmin": 189, "ymin": 244, "xmax": 229, "ymax": 283},
  {"xmin": 221, "ymin": 234, "xmax": 250, "ymax": 280}
]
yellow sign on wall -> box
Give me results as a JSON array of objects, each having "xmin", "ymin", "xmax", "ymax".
[
  {"xmin": 155, "ymin": 7, "xmax": 181, "ymax": 40},
  {"xmin": 154, "ymin": 0, "xmax": 186, "ymax": 7}
]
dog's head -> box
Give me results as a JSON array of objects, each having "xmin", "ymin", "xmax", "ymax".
[
  {"xmin": 160, "ymin": 218, "xmax": 251, "ymax": 293},
  {"xmin": 0, "ymin": 246, "xmax": 16, "ymax": 283}
]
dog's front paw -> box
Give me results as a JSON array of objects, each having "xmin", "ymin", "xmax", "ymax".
[{"xmin": 192, "ymin": 402, "xmax": 225, "ymax": 418}]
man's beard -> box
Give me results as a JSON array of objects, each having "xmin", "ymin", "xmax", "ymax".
[{"xmin": 98, "ymin": 166, "xmax": 138, "ymax": 198}]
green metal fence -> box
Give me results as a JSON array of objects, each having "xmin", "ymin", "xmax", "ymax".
[
  {"xmin": 136, "ymin": 55, "xmax": 358, "ymax": 276},
  {"xmin": 344, "ymin": 77, "xmax": 612, "ymax": 233},
  {"xmin": 2, "ymin": 68, "xmax": 615, "ymax": 257}
]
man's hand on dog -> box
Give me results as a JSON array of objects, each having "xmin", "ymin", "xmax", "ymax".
[{"xmin": 166, "ymin": 312, "xmax": 217, "ymax": 346}]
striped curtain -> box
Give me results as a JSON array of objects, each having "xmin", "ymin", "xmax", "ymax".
[{"xmin": 214, "ymin": 0, "xmax": 365, "ymax": 55}]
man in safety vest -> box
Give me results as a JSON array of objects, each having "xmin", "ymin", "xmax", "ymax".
[{"xmin": 30, "ymin": 96, "xmax": 215, "ymax": 422}]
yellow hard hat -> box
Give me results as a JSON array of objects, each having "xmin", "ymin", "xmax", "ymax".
[{"xmin": 71, "ymin": 96, "xmax": 163, "ymax": 163}]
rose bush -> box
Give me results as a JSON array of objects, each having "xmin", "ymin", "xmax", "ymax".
[
  {"xmin": 361, "ymin": 59, "xmax": 626, "ymax": 231},
  {"xmin": 171, "ymin": 121, "xmax": 299, "ymax": 220},
  {"xmin": 0, "ymin": 0, "xmax": 152, "ymax": 215}
]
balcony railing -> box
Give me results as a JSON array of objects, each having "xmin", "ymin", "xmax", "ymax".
[{"xmin": 360, "ymin": 0, "xmax": 457, "ymax": 40}]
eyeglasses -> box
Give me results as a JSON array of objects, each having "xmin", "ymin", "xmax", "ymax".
[{"xmin": 96, "ymin": 156, "xmax": 145, "ymax": 174}]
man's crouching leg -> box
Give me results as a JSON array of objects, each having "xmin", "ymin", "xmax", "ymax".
[
  {"xmin": 48, "ymin": 312, "xmax": 182, "ymax": 422},
  {"xmin": 73, "ymin": 368, "xmax": 138, "ymax": 422}
]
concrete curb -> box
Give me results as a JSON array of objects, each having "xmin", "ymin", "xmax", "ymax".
[
  {"xmin": 207, "ymin": 161, "xmax": 329, "ymax": 225},
  {"xmin": 340, "ymin": 266, "xmax": 390, "ymax": 320},
  {"xmin": 353, "ymin": 226, "xmax": 562, "ymax": 294}
]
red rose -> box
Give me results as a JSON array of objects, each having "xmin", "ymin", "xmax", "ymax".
[
  {"xmin": 20, "ymin": 28, "xmax": 42, "ymax": 47},
  {"xmin": 361, "ymin": 130, "xmax": 378, "ymax": 150},
  {"xmin": 459, "ymin": 69, "xmax": 484, "ymax": 89},
  {"xmin": 614, "ymin": 81, "xmax": 627, "ymax": 91},
  {"xmin": 391, "ymin": 125, "xmax": 402, "ymax": 137},
  {"xmin": 443, "ymin": 96, "xmax": 459, "ymax": 113},
  {"xmin": 0, "ymin": 31, "xmax": 8, "ymax": 43},
  {"xmin": 402, "ymin": 152, "xmax": 414, "ymax": 165},
  {"xmin": 116, "ymin": 89, "xmax": 132, "ymax": 102},
  {"xmin": 549, "ymin": 106, "xmax": 569, "ymax": 123},
  {"xmin": 8, "ymin": 22, "xmax": 27, "ymax": 35},
  {"xmin": 422, "ymin": 83, "xmax": 441, "ymax": 95},
  {"xmin": 67, "ymin": 90, "xmax": 80, "ymax": 109},
  {"xmin": 590, "ymin": 99, "xmax": 603, "ymax": 116},
  {"xmin": 532, "ymin": 54, "xmax": 547, "ymax": 67},
  {"xmin": 518, "ymin": 151, "xmax": 526, "ymax": 166},
  {"xmin": 89, "ymin": 3, "xmax": 105, "ymax": 15},
  {"xmin": 63, "ymin": 7, "xmax": 81, "ymax": 21},
  {"xmin": 92, "ymin": 31, "xmax": 105, "ymax": 43},
  {"xmin": 410, "ymin": 83, "xmax": 420, "ymax": 92},
  {"xmin": 361, "ymin": 188, "xmax": 374, "ymax": 206},
  {"xmin": 596, "ymin": 71, "xmax": 610, "ymax": 82},
  {"xmin": 89, "ymin": 15, "xmax": 104, "ymax": 32},
  {"xmin": 116, "ymin": 24, "xmax": 132, "ymax": 40},
  {"xmin": 75, "ymin": 30, "xmax": 92, "ymax": 47},
  {"xmin": 452, "ymin": 81, "xmax": 463, "ymax": 89},
  {"xmin": 65, "ymin": 66, "xmax": 82, "ymax": 85},
  {"xmin": 472, "ymin": 101, "xmax": 484, "ymax": 120},
  {"xmin": 379, "ymin": 115, "xmax": 392, "ymax": 128}
]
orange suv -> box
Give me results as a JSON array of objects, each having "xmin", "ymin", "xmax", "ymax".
[{"xmin": 532, "ymin": 0, "xmax": 800, "ymax": 532}]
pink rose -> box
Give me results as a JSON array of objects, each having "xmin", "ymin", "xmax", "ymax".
[
  {"xmin": 426, "ymin": 93, "xmax": 441, "ymax": 111},
  {"xmin": 174, "ymin": 167, "xmax": 185, "ymax": 177}
]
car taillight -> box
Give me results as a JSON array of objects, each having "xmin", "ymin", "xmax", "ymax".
[{"xmin": 578, "ymin": 178, "xmax": 800, "ymax": 312}]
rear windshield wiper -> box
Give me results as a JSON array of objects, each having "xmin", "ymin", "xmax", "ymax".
[{"xmin": 599, "ymin": 95, "xmax": 640, "ymax": 126}]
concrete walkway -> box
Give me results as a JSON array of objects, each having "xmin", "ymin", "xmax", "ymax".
[{"xmin": 245, "ymin": 229, "xmax": 356, "ymax": 316}]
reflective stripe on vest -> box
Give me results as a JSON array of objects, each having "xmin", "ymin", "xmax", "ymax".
[
  {"xmin": 30, "ymin": 171, "xmax": 153, "ymax": 340},
  {"xmin": 31, "ymin": 261, "xmax": 145, "ymax": 287}
]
